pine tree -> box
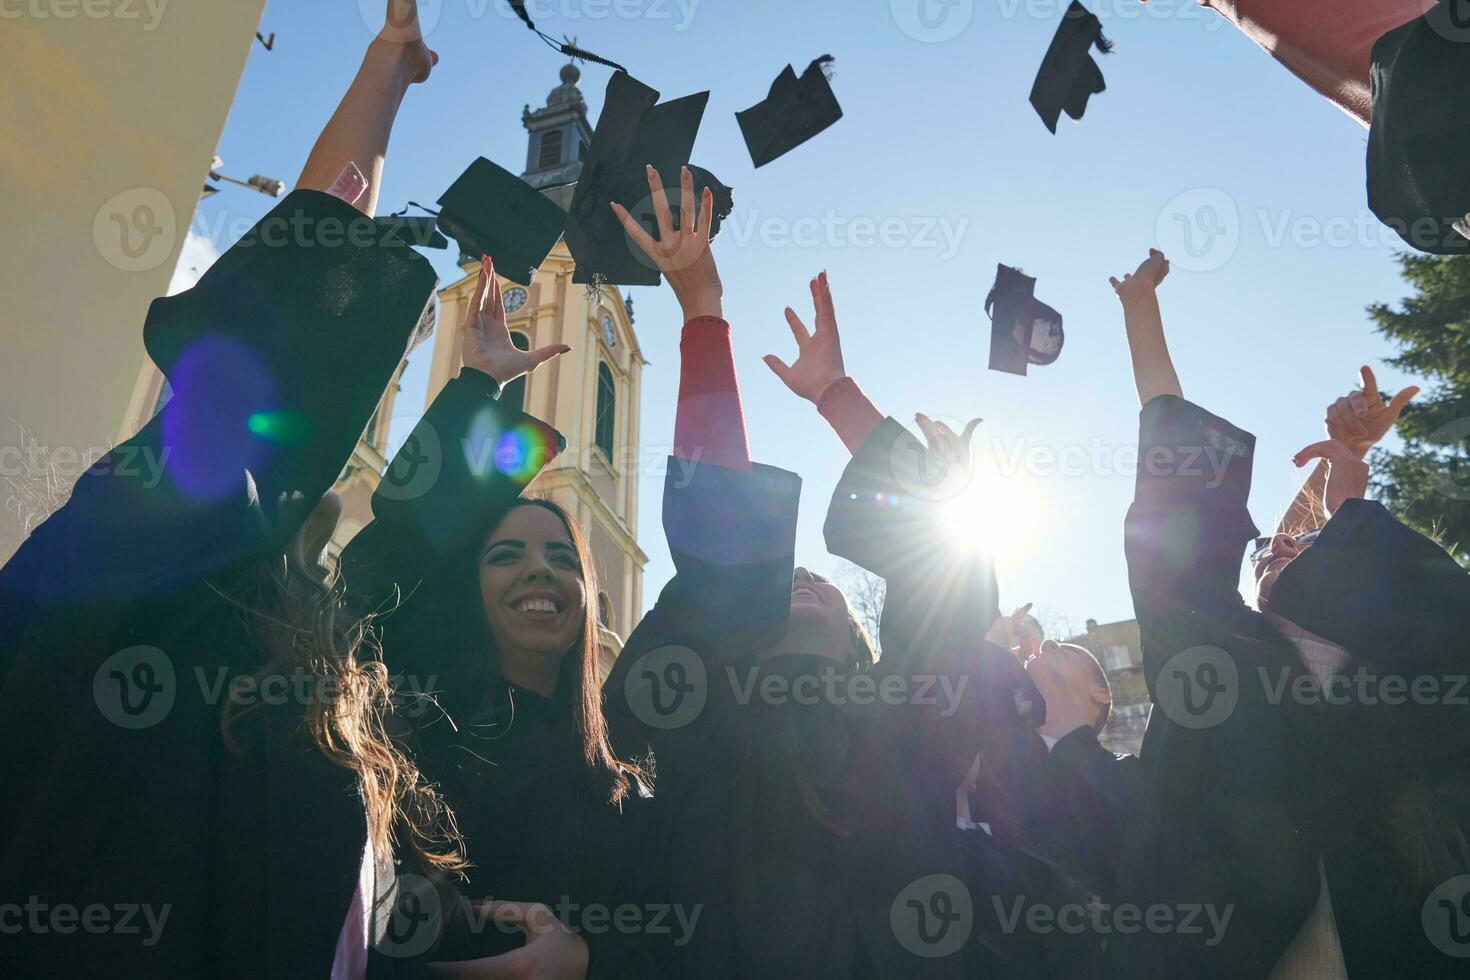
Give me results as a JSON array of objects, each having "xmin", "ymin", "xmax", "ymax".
[{"xmin": 1368, "ymin": 253, "xmax": 1470, "ymax": 562}]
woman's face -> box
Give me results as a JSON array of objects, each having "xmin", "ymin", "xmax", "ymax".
[
  {"xmin": 479, "ymin": 505, "xmax": 587, "ymax": 662},
  {"xmin": 788, "ymin": 566, "xmax": 853, "ymax": 661},
  {"xmin": 1253, "ymin": 532, "xmax": 1315, "ymax": 604}
]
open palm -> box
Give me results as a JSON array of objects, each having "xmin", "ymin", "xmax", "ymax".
[{"xmin": 460, "ymin": 257, "xmax": 569, "ymax": 386}]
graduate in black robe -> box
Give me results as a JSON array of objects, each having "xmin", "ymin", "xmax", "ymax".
[
  {"xmin": 1111, "ymin": 247, "xmax": 1470, "ymax": 978},
  {"xmin": 599, "ymin": 165, "xmax": 1101, "ymax": 978},
  {"xmin": 0, "ymin": 7, "xmax": 457, "ymax": 974},
  {"xmin": 339, "ymin": 257, "xmax": 656, "ymax": 980}
]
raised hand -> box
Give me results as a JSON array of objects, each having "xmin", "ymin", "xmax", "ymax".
[
  {"xmin": 1109, "ymin": 248, "xmax": 1170, "ymax": 304},
  {"xmin": 1294, "ymin": 439, "xmax": 1370, "ymax": 517},
  {"xmin": 460, "ymin": 257, "xmax": 570, "ymax": 387},
  {"xmin": 914, "ymin": 411, "xmax": 983, "ymax": 489},
  {"xmin": 376, "ymin": 0, "xmax": 439, "ymax": 84},
  {"xmin": 986, "ymin": 602, "xmax": 1037, "ymax": 659},
  {"xmin": 612, "ymin": 165, "xmax": 723, "ymax": 320},
  {"xmin": 764, "ymin": 271, "xmax": 848, "ymax": 404},
  {"xmin": 1324, "ymin": 365, "xmax": 1419, "ymax": 458}
]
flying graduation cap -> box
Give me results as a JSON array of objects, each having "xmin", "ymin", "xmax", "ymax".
[
  {"xmin": 435, "ymin": 157, "xmax": 567, "ymax": 285},
  {"xmin": 986, "ymin": 264, "xmax": 1064, "ymax": 376},
  {"xmin": 1030, "ymin": 1, "xmax": 1113, "ymax": 134},
  {"xmin": 566, "ymin": 71, "xmax": 733, "ymax": 287},
  {"xmin": 737, "ymin": 55, "xmax": 844, "ymax": 168}
]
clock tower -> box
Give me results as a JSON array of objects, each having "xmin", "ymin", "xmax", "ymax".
[{"xmin": 423, "ymin": 63, "xmax": 648, "ymax": 676}]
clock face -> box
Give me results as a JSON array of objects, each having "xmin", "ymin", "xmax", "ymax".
[
  {"xmin": 600, "ymin": 313, "xmax": 617, "ymax": 349},
  {"xmin": 502, "ymin": 286, "xmax": 529, "ymax": 314}
]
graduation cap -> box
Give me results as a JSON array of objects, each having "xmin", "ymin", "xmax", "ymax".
[
  {"xmin": 1030, "ymin": 1, "xmax": 1113, "ymax": 134},
  {"xmin": 1366, "ymin": 6, "xmax": 1470, "ymax": 255},
  {"xmin": 565, "ymin": 70, "xmax": 734, "ymax": 287},
  {"xmin": 737, "ymin": 55, "xmax": 844, "ymax": 168},
  {"xmin": 435, "ymin": 157, "xmax": 567, "ymax": 285},
  {"xmin": 985, "ymin": 264, "xmax": 1065, "ymax": 376}
]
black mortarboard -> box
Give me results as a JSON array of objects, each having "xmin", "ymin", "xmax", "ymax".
[
  {"xmin": 377, "ymin": 214, "xmax": 448, "ymax": 251},
  {"xmin": 1030, "ymin": 1, "xmax": 1113, "ymax": 134},
  {"xmin": 435, "ymin": 157, "xmax": 567, "ymax": 284},
  {"xmin": 737, "ymin": 55, "xmax": 844, "ymax": 168},
  {"xmin": 566, "ymin": 70, "xmax": 733, "ymax": 287},
  {"xmin": 985, "ymin": 264, "xmax": 1065, "ymax": 376},
  {"xmin": 1366, "ymin": 4, "xmax": 1470, "ymax": 255}
]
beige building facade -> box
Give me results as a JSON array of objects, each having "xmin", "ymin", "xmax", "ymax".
[{"xmin": 1, "ymin": 1, "xmax": 268, "ymax": 562}]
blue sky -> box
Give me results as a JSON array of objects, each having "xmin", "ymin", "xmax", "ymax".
[{"xmin": 194, "ymin": 0, "xmax": 1425, "ymax": 635}]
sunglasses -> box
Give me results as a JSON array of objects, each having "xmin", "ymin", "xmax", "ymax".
[{"xmin": 1250, "ymin": 529, "xmax": 1322, "ymax": 565}]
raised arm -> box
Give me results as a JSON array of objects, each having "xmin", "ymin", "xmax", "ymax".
[
  {"xmin": 614, "ymin": 164, "xmax": 751, "ymax": 472},
  {"xmin": 1110, "ymin": 249, "xmax": 1182, "ymax": 409},
  {"xmin": 1276, "ymin": 365, "xmax": 1418, "ymax": 535},
  {"xmin": 764, "ymin": 271, "xmax": 884, "ymax": 455},
  {"xmin": 296, "ymin": 0, "xmax": 437, "ymax": 215},
  {"xmin": 339, "ymin": 257, "xmax": 568, "ymax": 607}
]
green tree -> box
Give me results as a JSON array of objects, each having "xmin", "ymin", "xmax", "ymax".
[{"xmin": 1368, "ymin": 253, "xmax": 1470, "ymax": 562}]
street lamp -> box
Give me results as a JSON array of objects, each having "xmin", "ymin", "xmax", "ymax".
[{"xmin": 203, "ymin": 155, "xmax": 285, "ymax": 199}]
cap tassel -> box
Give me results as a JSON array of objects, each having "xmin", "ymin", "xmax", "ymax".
[{"xmin": 509, "ymin": 1, "xmax": 628, "ymax": 73}]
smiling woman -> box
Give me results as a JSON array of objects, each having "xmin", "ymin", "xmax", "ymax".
[{"xmin": 338, "ymin": 258, "xmax": 654, "ymax": 976}]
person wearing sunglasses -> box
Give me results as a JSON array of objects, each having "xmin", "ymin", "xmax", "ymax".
[{"xmin": 1111, "ymin": 247, "xmax": 1470, "ymax": 979}]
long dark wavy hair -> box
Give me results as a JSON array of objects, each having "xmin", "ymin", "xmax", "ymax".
[
  {"xmin": 400, "ymin": 498, "xmax": 633, "ymax": 806},
  {"xmin": 212, "ymin": 556, "xmax": 465, "ymax": 874}
]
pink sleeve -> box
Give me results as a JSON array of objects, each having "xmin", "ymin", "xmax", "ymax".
[
  {"xmin": 817, "ymin": 377, "xmax": 884, "ymax": 456},
  {"xmin": 674, "ymin": 316, "xmax": 752, "ymax": 473},
  {"xmin": 1201, "ymin": 0, "xmax": 1422, "ymax": 125}
]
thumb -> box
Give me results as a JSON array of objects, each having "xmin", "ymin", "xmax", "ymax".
[
  {"xmin": 1385, "ymin": 385, "xmax": 1420, "ymax": 419},
  {"xmin": 1294, "ymin": 440, "xmax": 1348, "ymax": 468},
  {"xmin": 763, "ymin": 354, "xmax": 795, "ymax": 388},
  {"xmin": 960, "ymin": 417, "xmax": 983, "ymax": 445},
  {"xmin": 527, "ymin": 344, "xmax": 572, "ymax": 369}
]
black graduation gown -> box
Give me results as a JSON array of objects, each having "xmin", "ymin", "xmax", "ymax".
[
  {"xmin": 1032, "ymin": 727, "xmax": 1141, "ymax": 902},
  {"xmin": 338, "ymin": 375, "xmax": 658, "ymax": 978},
  {"xmin": 0, "ymin": 190, "xmax": 438, "ymax": 978},
  {"xmin": 1120, "ymin": 394, "xmax": 1470, "ymax": 978},
  {"xmin": 604, "ymin": 418, "xmax": 1054, "ymax": 979}
]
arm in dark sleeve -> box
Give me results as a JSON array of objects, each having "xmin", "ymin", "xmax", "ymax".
[
  {"xmin": 338, "ymin": 368, "xmax": 564, "ymax": 609},
  {"xmin": 1269, "ymin": 498, "xmax": 1470, "ymax": 672},
  {"xmin": 1123, "ymin": 395, "xmax": 1261, "ymax": 692},
  {"xmin": 824, "ymin": 418, "xmax": 1016, "ymax": 796},
  {"xmin": 823, "ymin": 417, "xmax": 1001, "ymax": 673},
  {"xmin": 601, "ymin": 457, "xmax": 801, "ymax": 759},
  {"xmin": 1, "ymin": 191, "xmax": 438, "ymax": 674}
]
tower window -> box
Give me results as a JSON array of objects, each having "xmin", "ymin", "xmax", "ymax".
[
  {"xmin": 595, "ymin": 363, "xmax": 616, "ymax": 461},
  {"xmin": 500, "ymin": 332, "xmax": 532, "ymax": 414},
  {"xmin": 537, "ymin": 130, "xmax": 564, "ymax": 169}
]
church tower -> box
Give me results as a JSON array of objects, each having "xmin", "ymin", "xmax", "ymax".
[{"xmin": 423, "ymin": 63, "xmax": 648, "ymax": 675}]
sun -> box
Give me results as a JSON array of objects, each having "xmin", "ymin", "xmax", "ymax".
[{"xmin": 939, "ymin": 468, "xmax": 1040, "ymax": 561}]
